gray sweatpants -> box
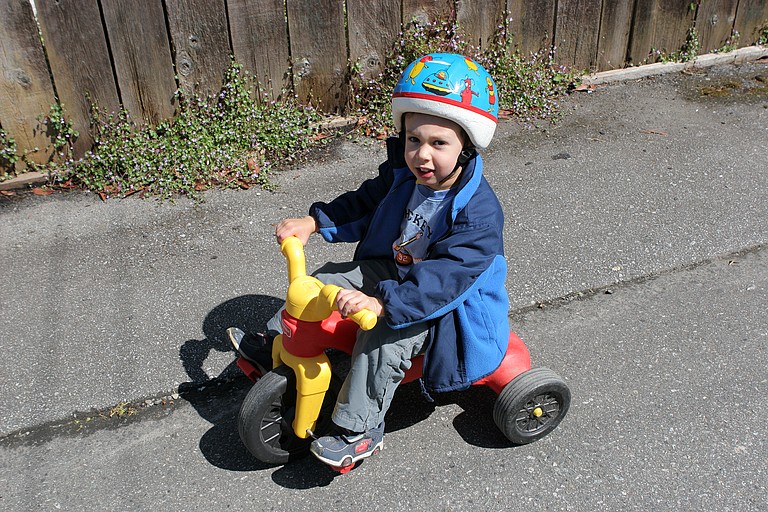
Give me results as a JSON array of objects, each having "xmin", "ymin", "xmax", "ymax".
[{"xmin": 266, "ymin": 260, "xmax": 429, "ymax": 433}]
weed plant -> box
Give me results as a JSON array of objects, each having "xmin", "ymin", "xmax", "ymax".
[
  {"xmin": 0, "ymin": 129, "xmax": 20, "ymax": 181},
  {"xmin": 475, "ymin": 23, "xmax": 578, "ymax": 123},
  {"xmin": 650, "ymin": 27, "xmax": 701, "ymax": 63},
  {"xmin": 46, "ymin": 103, "xmax": 79, "ymax": 157},
  {"xmin": 350, "ymin": 19, "xmax": 579, "ymax": 137},
  {"xmin": 716, "ymin": 31, "xmax": 740, "ymax": 53},
  {"xmin": 759, "ymin": 25, "xmax": 768, "ymax": 46},
  {"xmin": 52, "ymin": 62, "xmax": 321, "ymax": 199},
  {"xmin": 0, "ymin": 104, "xmax": 78, "ymax": 184}
]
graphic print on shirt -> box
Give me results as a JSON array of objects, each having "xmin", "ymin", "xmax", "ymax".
[
  {"xmin": 393, "ymin": 204, "xmax": 436, "ymax": 268},
  {"xmin": 393, "ymin": 231, "xmax": 422, "ymax": 266},
  {"xmin": 393, "ymin": 185, "xmax": 453, "ymax": 278}
]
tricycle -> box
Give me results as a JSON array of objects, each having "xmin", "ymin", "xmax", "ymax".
[{"xmin": 229, "ymin": 236, "xmax": 570, "ymax": 472}]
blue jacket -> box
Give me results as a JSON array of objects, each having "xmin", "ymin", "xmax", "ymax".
[{"xmin": 309, "ymin": 137, "xmax": 509, "ymax": 392}]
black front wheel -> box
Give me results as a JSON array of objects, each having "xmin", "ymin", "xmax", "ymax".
[
  {"xmin": 493, "ymin": 367, "xmax": 571, "ymax": 445},
  {"xmin": 238, "ymin": 364, "xmax": 340, "ymax": 464}
]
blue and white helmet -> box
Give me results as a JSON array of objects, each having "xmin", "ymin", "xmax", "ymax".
[{"xmin": 392, "ymin": 53, "xmax": 499, "ymax": 149}]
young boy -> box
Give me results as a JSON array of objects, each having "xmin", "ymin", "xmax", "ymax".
[{"xmin": 235, "ymin": 53, "xmax": 509, "ymax": 468}]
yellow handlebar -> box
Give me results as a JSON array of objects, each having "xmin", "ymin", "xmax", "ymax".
[
  {"xmin": 281, "ymin": 236, "xmax": 307, "ymax": 284},
  {"xmin": 319, "ymin": 284, "xmax": 378, "ymax": 331},
  {"xmin": 348, "ymin": 309, "xmax": 378, "ymax": 331},
  {"xmin": 279, "ymin": 236, "xmax": 377, "ymax": 330}
]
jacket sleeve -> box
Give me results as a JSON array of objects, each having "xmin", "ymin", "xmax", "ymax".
[
  {"xmin": 375, "ymin": 183, "xmax": 505, "ymax": 328},
  {"xmin": 309, "ymin": 138, "xmax": 402, "ymax": 243}
]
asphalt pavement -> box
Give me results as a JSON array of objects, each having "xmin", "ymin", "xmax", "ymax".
[{"xmin": 1, "ymin": 58, "xmax": 766, "ymax": 511}]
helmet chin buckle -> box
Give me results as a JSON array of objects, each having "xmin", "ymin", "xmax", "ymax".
[{"xmin": 438, "ymin": 148, "xmax": 474, "ymax": 185}]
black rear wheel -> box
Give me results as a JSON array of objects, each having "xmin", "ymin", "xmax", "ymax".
[
  {"xmin": 493, "ymin": 367, "xmax": 571, "ymax": 445},
  {"xmin": 238, "ymin": 364, "xmax": 340, "ymax": 464}
]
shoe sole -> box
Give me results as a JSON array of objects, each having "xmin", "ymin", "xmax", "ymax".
[
  {"xmin": 227, "ymin": 327, "xmax": 269, "ymax": 374},
  {"xmin": 227, "ymin": 327, "xmax": 247, "ymax": 353},
  {"xmin": 312, "ymin": 439, "xmax": 384, "ymax": 468}
]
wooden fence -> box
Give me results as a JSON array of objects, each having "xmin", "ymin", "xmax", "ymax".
[{"xmin": 1, "ymin": 0, "xmax": 767, "ymax": 166}]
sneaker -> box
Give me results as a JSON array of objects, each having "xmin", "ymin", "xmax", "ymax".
[
  {"xmin": 310, "ymin": 422, "xmax": 384, "ymax": 468},
  {"xmin": 227, "ymin": 327, "xmax": 273, "ymax": 374}
]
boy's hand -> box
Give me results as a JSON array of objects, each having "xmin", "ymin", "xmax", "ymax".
[
  {"xmin": 275, "ymin": 215, "xmax": 318, "ymax": 245},
  {"xmin": 335, "ymin": 289, "xmax": 384, "ymax": 318}
]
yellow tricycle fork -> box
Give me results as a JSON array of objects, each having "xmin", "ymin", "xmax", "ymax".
[{"xmin": 272, "ymin": 334, "xmax": 332, "ymax": 439}]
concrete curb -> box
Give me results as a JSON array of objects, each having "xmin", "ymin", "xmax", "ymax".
[
  {"xmin": 0, "ymin": 171, "xmax": 47, "ymax": 191},
  {"xmin": 582, "ymin": 45, "xmax": 768, "ymax": 85}
]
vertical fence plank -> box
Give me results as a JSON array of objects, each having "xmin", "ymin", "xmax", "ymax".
[
  {"xmin": 554, "ymin": 0, "xmax": 602, "ymax": 71},
  {"xmin": 165, "ymin": 0, "xmax": 231, "ymax": 99},
  {"xmin": 101, "ymin": 0, "xmax": 177, "ymax": 127},
  {"xmin": 628, "ymin": 0, "xmax": 696, "ymax": 65},
  {"xmin": 733, "ymin": 0, "xmax": 768, "ymax": 45},
  {"xmin": 347, "ymin": 0, "xmax": 400, "ymax": 79},
  {"xmin": 402, "ymin": 0, "xmax": 455, "ymax": 26},
  {"xmin": 597, "ymin": 0, "xmax": 634, "ymax": 71},
  {"xmin": 285, "ymin": 0, "xmax": 347, "ymax": 112},
  {"xmin": 36, "ymin": 0, "xmax": 120, "ymax": 157},
  {"xmin": 507, "ymin": 0, "xmax": 556, "ymax": 55},
  {"xmin": 456, "ymin": 0, "xmax": 505, "ymax": 49},
  {"xmin": 0, "ymin": 0, "xmax": 57, "ymax": 165},
  {"xmin": 696, "ymin": 0, "xmax": 739, "ymax": 52},
  {"xmin": 228, "ymin": 0, "xmax": 291, "ymax": 99}
]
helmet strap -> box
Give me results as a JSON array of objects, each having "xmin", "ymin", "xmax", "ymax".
[{"xmin": 438, "ymin": 148, "xmax": 474, "ymax": 185}]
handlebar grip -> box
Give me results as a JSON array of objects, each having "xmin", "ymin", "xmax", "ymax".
[
  {"xmin": 319, "ymin": 284, "xmax": 378, "ymax": 331},
  {"xmin": 349, "ymin": 309, "xmax": 378, "ymax": 331}
]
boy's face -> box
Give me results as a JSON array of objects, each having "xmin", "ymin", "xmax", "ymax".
[{"xmin": 403, "ymin": 113, "xmax": 465, "ymax": 190}]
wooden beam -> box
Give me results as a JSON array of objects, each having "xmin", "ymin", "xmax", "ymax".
[
  {"xmin": 0, "ymin": 0, "xmax": 57, "ymax": 165},
  {"xmin": 101, "ymin": 0, "xmax": 177, "ymax": 126},
  {"xmin": 508, "ymin": 0, "xmax": 556, "ymax": 55},
  {"xmin": 36, "ymin": 0, "xmax": 120, "ymax": 157},
  {"xmin": 403, "ymin": 0, "xmax": 455, "ymax": 27},
  {"xmin": 456, "ymin": 0, "xmax": 506, "ymax": 50},
  {"xmin": 554, "ymin": 0, "xmax": 602, "ymax": 71},
  {"xmin": 628, "ymin": 0, "xmax": 697, "ymax": 65},
  {"xmin": 733, "ymin": 0, "xmax": 768, "ymax": 46},
  {"xmin": 696, "ymin": 0, "xmax": 739, "ymax": 52},
  {"xmin": 228, "ymin": 0, "xmax": 291, "ymax": 99},
  {"xmin": 597, "ymin": 0, "xmax": 634, "ymax": 70},
  {"xmin": 165, "ymin": 0, "xmax": 231, "ymax": 99},
  {"xmin": 286, "ymin": 0, "xmax": 347, "ymax": 112},
  {"xmin": 347, "ymin": 0, "xmax": 401, "ymax": 79}
]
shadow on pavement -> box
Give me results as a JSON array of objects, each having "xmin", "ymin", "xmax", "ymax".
[
  {"xmin": 387, "ymin": 381, "xmax": 511, "ymax": 449},
  {"xmin": 447, "ymin": 387, "xmax": 513, "ymax": 449},
  {"xmin": 179, "ymin": 294, "xmax": 284, "ymax": 384},
  {"xmin": 178, "ymin": 380, "xmax": 272, "ymax": 471},
  {"xmin": 178, "ymin": 294, "xmax": 283, "ymax": 471}
]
